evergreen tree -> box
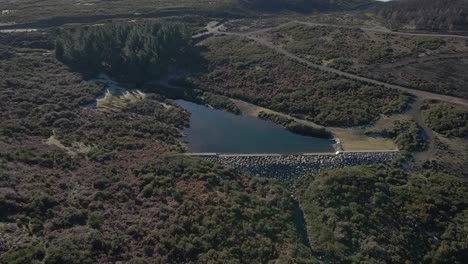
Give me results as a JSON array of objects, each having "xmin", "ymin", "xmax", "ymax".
[{"xmin": 56, "ymin": 22, "xmax": 194, "ymax": 85}]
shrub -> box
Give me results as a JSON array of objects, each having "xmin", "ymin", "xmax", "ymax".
[
  {"xmin": 423, "ymin": 104, "xmax": 468, "ymax": 137},
  {"xmin": 44, "ymin": 228, "xmax": 104, "ymax": 264},
  {"xmin": 258, "ymin": 111, "xmax": 333, "ymax": 138},
  {"xmin": 286, "ymin": 122, "xmax": 333, "ymax": 139},
  {"xmin": 380, "ymin": 120, "xmax": 427, "ymax": 155},
  {"xmin": 87, "ymin": 212, "xmax": 103, "ymax": 229},
  {"xmin": 0, "ymin": 243, "xmax": 45, "ymax": 264}
]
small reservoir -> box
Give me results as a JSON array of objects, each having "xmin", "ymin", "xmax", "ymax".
[{"xmin": 177, "ymin": 100, "xmax": 335, "ymax": 154}]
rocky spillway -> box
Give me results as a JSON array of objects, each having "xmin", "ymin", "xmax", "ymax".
[{"xmin": 202, "ymin": 151, "xmax": 399, "ymax": 189}]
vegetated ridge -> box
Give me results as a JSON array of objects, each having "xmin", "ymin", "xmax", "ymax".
[{"xmin": 376, "ymin": 0, "xmax": 468, "ymax": 32}]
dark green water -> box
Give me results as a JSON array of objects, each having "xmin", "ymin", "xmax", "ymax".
[{"xmin": 177, "ymin": 100, "xmax": 334, "ymax": 153}]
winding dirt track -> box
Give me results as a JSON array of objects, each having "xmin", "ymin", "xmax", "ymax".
[
  {"xmin": 197, "ymin": 20, "xmax": 468, "ymax": 158},
  {"xmin": 294, "ymin": 21, "xmax": 468, "ymax": 40},
  {"xmin": 200, "ymin": 21, "xmax": 468, "ymax": 107},
  {"xmin": 410, "ymin": 99, "xmax": 435, "ymax": 160}
]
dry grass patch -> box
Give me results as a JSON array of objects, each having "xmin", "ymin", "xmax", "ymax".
[{"xmin": 97, "ymin": 90, "xmax": 146, "ymax": 113}]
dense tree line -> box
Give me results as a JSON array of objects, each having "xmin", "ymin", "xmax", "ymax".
[
  {"xmin": 56, "ymin": 21, "xmax": 196, "ymax": 85},
  {"xmin": 376, "ymin": 0, "xmax": 468, "ymax": 31}
]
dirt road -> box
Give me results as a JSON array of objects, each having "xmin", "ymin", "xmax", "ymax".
[
  {"xmin": 294, "ymin": 21, "xmax": 468, "ymax": 40},
  {"xmin": 201, "ymin": 21, "xmax": 468, "ymax": 107},
  {"xmin": 198, "ymin": 20, "xmax": 468, "ymax": 158},
  {"xmin": 410, "ymin": 99, "xmax": 435, "ymax": 160}
]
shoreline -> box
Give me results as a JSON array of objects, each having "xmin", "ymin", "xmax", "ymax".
[{"xmin": 231, "ymin": 98, "xmax": 396, "ymax": 151}]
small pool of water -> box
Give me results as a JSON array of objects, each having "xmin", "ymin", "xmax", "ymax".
[{"xmin": 177, "ymin": 100, "xmax": 335, "ymax": 154}]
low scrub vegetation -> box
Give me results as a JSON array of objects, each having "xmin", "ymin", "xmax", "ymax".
[
  {"xmin": 0, "ymin": 0, "xmax": 230, "ymax": 24},
  {"xmin": 236, "ymin": 0, "xmax": 372, "ymax": 12},
  {"xmin": 2, "ymin": 5, "xmax": 467, "ymax": 263},
  {"xmin": 195, "ymin": 92, "xmax": 241, "ymax": 114},
  {"xmin": 0, "ymin": 30, "xmax": 312, "ymax": 263},
  {"xmin": 423, "ymin": 104, "xmax": 468, "ymax": 137},
  {"xmin": 265, "ymin": 24, "xmax": 465, "ymax": 68},
  {"xmin": 0, "ymin": 0, "xmax": 373, "ymax": 27},
  {"xmin": 418, "ymin": 136, "xmax": 468, "ymax": 178},
  {"xmin": 0, "ymin": 45, "xmax": 190, "ymax": 152},
  {"xmin": 378, "ymin": 120, "xmax": 427, "ymax": 155},
  {"xmin": 145, "ymin": 80, "xmax": 241, "ymax": 114},
  {"xmin": 258, "ymin": 111, "xmax": 333, "ymax": 138},
  {"xmin": 297, "ymin": 166, "xmax": 468, "ymax": 263},
  {"xmin": 262, "ymin": 23, "xmax": 468, "ymax": 98},
  {"xmin": 192, "ymin": 36, "xmax": 409, "ymax": 126}
]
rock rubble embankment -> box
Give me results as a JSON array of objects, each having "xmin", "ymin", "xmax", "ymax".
[{"xmin": 205, "ymin": 152, "xmax": 399, "ymax": 189}]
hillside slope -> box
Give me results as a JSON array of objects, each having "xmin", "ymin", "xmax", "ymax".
[
  {"xmin": 377, "ymin": 0, "xmax": 468, "ymax": 31},
  {"xmin": 297, "ymin": 166, "xmax": 468, "ymax": 263},
  {"xmin": 0, "ymin": 31, "xmax": 312, "ymax": 264},
  {"xmin": 236, "ymin": 0, "xmax": 373, "ymax": 12},
  {"xmin": 0, "ymin": 0, "xmax": 374, "ymax": 26}
]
